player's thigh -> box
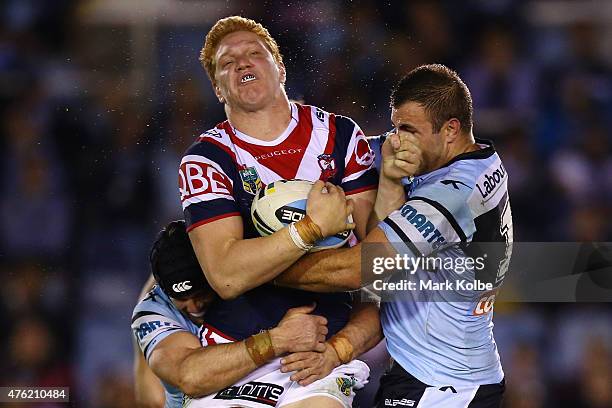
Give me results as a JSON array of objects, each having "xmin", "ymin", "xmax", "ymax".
[{"xmin": 281, "ymin": 395, "xmax": 344, "ymax": 408}]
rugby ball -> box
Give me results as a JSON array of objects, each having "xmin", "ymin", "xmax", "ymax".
[{"xmin": 251, "ymin": 179, "xmax": 352, "ymax": 251}]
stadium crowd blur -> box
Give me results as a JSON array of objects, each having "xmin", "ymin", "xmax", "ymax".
[{"xmin": 0, "ymin": 1, "xmax": 610, "ymax": 407}]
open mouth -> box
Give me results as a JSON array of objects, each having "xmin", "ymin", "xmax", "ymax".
[
  {"xmin": 241, "ymin": 73, "xmax": 256, "ymax": 84},
  {"xmin": 189, "ymin": 311, "xmax": 206, "ymax": 318}
]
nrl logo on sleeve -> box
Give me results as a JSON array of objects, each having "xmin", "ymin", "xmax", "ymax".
[{"xmin": 239, "ymin": 166, "xmax": 262, "ymax": 195}]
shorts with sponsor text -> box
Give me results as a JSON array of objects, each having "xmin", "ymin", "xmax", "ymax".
[
  {"xmin": 183, "ymin": 358, "xmax": 370, "ymax": 407},
  {"xmin": 374, "ymin": 362, "xmax": 504, "ymax": 408}
]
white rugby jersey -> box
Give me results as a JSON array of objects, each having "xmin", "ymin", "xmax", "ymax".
[
  {"xmin": 176, "ymin": 102, "xmax": 378, "ymax": 344},
  {"xmin": 179, "ymin": 102, "xmax": 377, "ymax": 233},
  {"xmin": 376, "ymin": 139, "xmax": 513, "ymax": 386}
]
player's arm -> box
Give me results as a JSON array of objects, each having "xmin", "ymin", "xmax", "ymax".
[
  {"xmin": 281, "ymin": 297, "xmax": 383, "ymax": 385},
  {"xmin": 189, "ymin": 181, "xmax": 354, "ymax": 299},
  {"xmin": 348, "ymin": 189, "xmax": 376, "ymax": 240},
  {"xmin": 367, "ymin": 131, "xmax": 423, "ymax": 232},
  {"xmin": 274, "ymin": 227, "xmax": 395, "ymax": 292},
  {"xmin": 133, "ymin": 338, "xmax": 165, "ymax": 408},
  {"xmin": 133, "ymin": 276, "xmax": 165, "ymax": 407},
  {"xmin": 148, "ymin": 305, "xmax": 328, "ymax": 397}
]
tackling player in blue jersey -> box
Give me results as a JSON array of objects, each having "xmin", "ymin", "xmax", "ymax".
[
  {"xmin": 276, "ymin": 64, "xmax": 512, "ymax": 407},
  {"xmin": 132, "ymin": 221, "xmax": 333, "ymax": 407}
]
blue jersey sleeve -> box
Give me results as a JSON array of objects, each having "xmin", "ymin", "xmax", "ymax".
[{"xmin": 131, "ymin": 287, "xmax": 198, "ymax": 361}]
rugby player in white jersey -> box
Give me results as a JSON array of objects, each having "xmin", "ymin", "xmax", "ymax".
[
  {"xmin": 173, "ymin": 16, "xmax": 383, "ymax": 408},
  {"xmin": 276, "ymin": 64, "xmax": 511, "ymax": 408}
]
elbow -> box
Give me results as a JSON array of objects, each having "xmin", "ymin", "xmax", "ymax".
[
  {"xmin": 214, "ymin": 286, "xmax": 241, "ymax": 300},
  {"xmin": 206, "ymin": 270, "xmax": 244, "ymax": 300}
]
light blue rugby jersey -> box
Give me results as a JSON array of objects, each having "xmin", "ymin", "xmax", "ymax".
[
  {"xmin": 132, "ymin": 285, "xmax": 200, "ymax": 408},
  {"xmin": 371, "ymin": 136, "xmax": 513, "ymax": 386}
]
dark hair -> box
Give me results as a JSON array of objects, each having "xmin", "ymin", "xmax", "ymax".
[
  {"xmin": 390, "ymin": 64, "xmax": 473, "ymax": 133},
  {"xmin": 150, "ymin": 220, "xmax": 212, "ymax": 299}
]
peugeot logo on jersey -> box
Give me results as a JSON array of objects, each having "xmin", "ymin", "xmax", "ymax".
[{"xmin": 172, "ymin": 281, "xmax": 192, "ymax": 292}]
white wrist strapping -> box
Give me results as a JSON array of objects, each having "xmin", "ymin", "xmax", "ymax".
[{"xmin": 288, "ymin": 222, "xmax": 313, "ymax": 251}]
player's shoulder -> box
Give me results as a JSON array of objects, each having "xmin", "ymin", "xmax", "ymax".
[
  {"xmin": 181, "ymin": 122, "xmax": 239, "ymax": 174},
  {"xmin": 184, "ymin": 122, "xmax": 236, "ymax": 157},
  {"xmin": 415, "ymin": 141, "xmax": 502, "ymax": 199},
  {"xmin": 302, "ymin": 103, "xmax": 362, "ymax": 134},
  {"xmin": 132, "ymin": 286, "xmax": 175, "ymax": 319}
]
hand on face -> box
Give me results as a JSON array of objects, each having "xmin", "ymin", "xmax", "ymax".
[{"xmin": 381, "ymin": 130, "xmax": 424, "ymax": 180}]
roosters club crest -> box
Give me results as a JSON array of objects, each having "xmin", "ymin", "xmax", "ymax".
[{"xmin": 317, "ymin": 154, "xmax": 337, "ymax": 181}]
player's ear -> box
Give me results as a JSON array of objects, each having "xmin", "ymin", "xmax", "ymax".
[
  {"xmin": 278, "ymin": 62, "xmax": 286, "ymax": 86},
  {"xmin": 445, "ymin": 118, "xmax": 461, "ymax": 142},
  {"xmin": 214, "ymin": 85, "xmax": 225, "ymax": 104}
]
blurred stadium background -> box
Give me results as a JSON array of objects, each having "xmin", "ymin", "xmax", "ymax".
[{"xmin": 0, "ymin": 0, "xmax": 611, "ymax": 407}]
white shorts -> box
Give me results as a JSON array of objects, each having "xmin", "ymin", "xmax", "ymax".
[{"xmin": 183, "ymin": 358, "xmax": 370, "ymax": 408}]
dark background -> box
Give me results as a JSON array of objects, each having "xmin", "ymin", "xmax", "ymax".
[{"xmin": 0, "ymin": 0, "xmax": 610, "ymax": 407}]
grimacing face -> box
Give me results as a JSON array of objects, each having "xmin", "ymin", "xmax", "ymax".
[
  {"xmin": 171, "ymin": 290, "xmax": 216, "ymax": 325},
  {"xmin": 391, "ymin": 101, "xmax": 447, "ymax": 175},
  {"xmin": 213, "ymin": 30, "xmax": 286, "ymax": 111}
]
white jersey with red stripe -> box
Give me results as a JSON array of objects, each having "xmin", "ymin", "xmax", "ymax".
[
  {"xmin": 176, "ymin": 102, "xmax": 377, "ymax": 343},
  {"xmin": 179, "ymin": 102, "xmax": 377, "ymax": 233}
]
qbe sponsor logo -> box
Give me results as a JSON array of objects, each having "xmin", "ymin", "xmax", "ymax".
[{"xmin": 179, "ymin": 161, "xmax": 233, "ymax": 200}]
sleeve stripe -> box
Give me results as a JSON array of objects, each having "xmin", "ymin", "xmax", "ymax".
[
  {"xmin": 131, "ymin": 311, "xmax": 164, "ymax": 324},
  {"xmin": 407, "ymin": 196, "xmax": 468, "ymax": 242},
  {"xmin": 186, "ymin": 212, "xmax": 242, "ymax": 232},
  {"xmin": 383, "ymin": 218, "xmax": 424, "ymax": 257},
  {"xmin": 143, "ymin": 327, "xmax": 183, "ymax": 360}
]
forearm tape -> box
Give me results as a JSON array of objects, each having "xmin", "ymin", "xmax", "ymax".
[
  {"xmin": 245, "ymin": 331, "xmax": 275, "ymax": 366},
  {"xmin": 295, "ymin": 214, "xmax": 323, "ymax": 243},
  {"xmin": 329, "ymin": 334, "xmax": 355, "ymax": 364}
]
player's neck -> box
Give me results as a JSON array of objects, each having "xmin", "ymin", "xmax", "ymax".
[
  {"xmin": 225, "ymin": 95, "xmax": 292, "ymax": 142},
  {"xmin": 449, "ymin": 133, "xmax": 479, "ymax": 159}
]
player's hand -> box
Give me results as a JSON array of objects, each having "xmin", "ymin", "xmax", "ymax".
[
  {"xmin": 306, "ymin": 180, "xmax": 355, "ymax": 237},
  {"xmin": 269, "ymin": 303, "xmax": 328, "ymax": 356},
  {"xmin": 381, "ymin": 131, "xmax": 423, "ymax": 180},
  {"xmin": 280, "ymin": 342, "xmax": 341, "ymax": 386}
]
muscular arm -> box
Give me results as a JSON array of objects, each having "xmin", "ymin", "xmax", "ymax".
[
  {"xmin": 148, "ymin": 305, "xmax": 327, "ymax": 397},
  {"xmin": 190, "ymin": 216, "xmax": 306, "ymax": 299},
  {"xmin": 134, "ymin": 338, "xmax": 165, "ymax": 408},
  {"xmin": 190, "ymin": 185, "xmax": 370, "ymax": 300},
  {"xmin": 333, "ymin": 298, "xmax": 383, "ymax": 359},
  {"xmin": 348, "ymin": 189, "xmax": 376, "ymax": 240},
  {"xmin": 280, "ymin": 295, "xmax": 383, "ymax": 385},
  {"xmin": 149, "ymin": 331, "xmax": 258, "ymax": 397},
  {"xmin": 275, "ymin": 227, "xmax": 395, "ymax": 292}
]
